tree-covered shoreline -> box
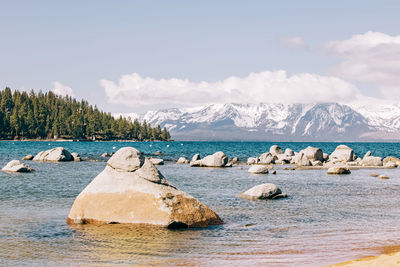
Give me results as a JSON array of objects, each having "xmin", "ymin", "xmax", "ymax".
[{"xmin": 0, "ymin": 88, "xmax": 171, "ymax": 141}]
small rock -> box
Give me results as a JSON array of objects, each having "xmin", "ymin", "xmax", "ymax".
[
  {"xmin": 239, "ymin": 183, "xmax": 287, "ymax": 200},
  {"xmin": 385, "ymin": 162, "xmax": 397, "ymax": 168},
  {"xmin": 22, "ymin": 155, "xmax": 34, "ymax": 160},
  {"xmin": 154, "ymin": 151, "xmax": 163, "ymax": 156},
  {"xmin": 247, "ymin": 157, "xmax": 257, "ymax": 165},
  {"xmin": 101, "ymin": 152, "xmax": 113, "ymax": 158},
  {"xmin": 327, "ymin": 166, "xmax": 351, "ymax": 175},
  {"xmin": 248, "ymin": 165, "xmax": 269, "ymax": 174},
  {"xmin": 378, "ymin": 175, "xmax": 389, "ymax": 179},
  {"xmin": 312, "ymin": 160, "xmax": 323, "ymax": 166},
  {"xmin": 2, "ymin": 160, "xmax": 34, "ymax": 172},
  {"xmin": 176, "ymin": 157, "xmax": 188, "ymax": 164},
  {"xmin": 71, "ymin": 152, "xmax": 81, "ymax": 162},
  {"xmin": 370, "ymin": 174, "xmax": 379, "ymax": 177},
  {"xmin": 191, "ymin": 154, "xmax": 201, "ymax": 162},
  {"xmin": 150, "ymin": 158, "xmax": 164, "ymax": 165},
  {"xmin": 271, "ymin": 170, "xmax": 276, "ymax": 175}
]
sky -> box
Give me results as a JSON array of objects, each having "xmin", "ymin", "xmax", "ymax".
[{"xmin": 1, "ymin": 0, "xmax": 400, "ymax": 113}]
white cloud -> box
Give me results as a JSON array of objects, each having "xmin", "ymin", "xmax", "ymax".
[
  {"xmin": 325, "ymin": 31, "xmax": 400, "ymax": 99},
  {"xmin": 51, "ymin": 81, "xmax": 75, "ymax": 97},
  {"xmin": 100, "ymin": 70, "xmax": 363, "ymax": 107},
  {"xmin": 278, "ymin": 36, "xmax": 308, "ymax": 49}
]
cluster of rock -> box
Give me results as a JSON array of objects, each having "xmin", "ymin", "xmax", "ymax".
[
  {"xmin": 67, "ymin": 147, "xmax": 223, "ymax": 228},
  {"xmin": 246, "ymin": 145, "xmax": 400, "ymax": 171}
]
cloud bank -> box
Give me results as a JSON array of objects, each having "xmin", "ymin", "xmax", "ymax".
[
  {"xmin": 52, "ymin": 81, "xmax": 75, "ymax": 97},
  {"xmin": 100, "ymin": 71, "xmax": 362, "ymax": 107},
  {"xmin": 325, "ymin": 31, "xmax": 400, "ymax": 99}
]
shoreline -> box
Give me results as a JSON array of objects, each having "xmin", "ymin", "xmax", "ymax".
[{"xmin": 329, "ymin": 245, "xmax": 400, "ymax": 266}]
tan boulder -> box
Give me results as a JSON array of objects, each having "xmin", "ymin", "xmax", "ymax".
[
  {"xmin": 330, "ymin": 145, "xmax": 355, "ymax": 162},
  {"xmin": 67, "ymin": 147, "xmax": 222, "ymax": 228},
  {"xmin": 176, "ymin": 157, "xmax": 188, "ymax": 164},
  {"xmin": 33, "ymin": 147, "xmax": 73, "ymax": 162},
  {"xmin": 197, "ymin": 151, "xmax": 228, "ymax": 167},
  {"xmin": 303, "ymin": 146, "xmax": 324, "ymax": 162},
  {"xmin": 383, "ymin": 156, "xmax": 400, "ymax": 167}
]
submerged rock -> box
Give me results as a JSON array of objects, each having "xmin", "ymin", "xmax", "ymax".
[
  {"xmin": 378, "ymin": 174, "xmax": 389, "ymax": 179},
  {"xmin": 327, "ymin": 166, "xmax": 351, "ymax": 175},
  {"xmin": 67, "ymin": 147, "xmax": 223, "ymax": 228},
  {"xmin": 2, "ymin": 160, "xmax": 34, "ymax": 173},
  {"xmin": 248, "ymin": 165, "xmax": 269, "ymax": 174},
  {"xmin": 22, "ymin": 155, "xmax": 34, "ymax": 160},
  {"xmin": 33, "ymin": 147, "xmax": 73, "ymax": 162},
  {"xmin": 239, "ymin": 183, "xmax": 287, "ymax": 200}
]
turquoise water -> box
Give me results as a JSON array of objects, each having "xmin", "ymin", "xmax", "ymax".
[{"xmin": 0, "ymin": 141, "xmax": 400, "ymax": 266}]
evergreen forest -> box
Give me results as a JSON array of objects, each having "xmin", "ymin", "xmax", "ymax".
[{"xmin": 0, "ymin": 88, "xmax": 171, "ymax": 141}]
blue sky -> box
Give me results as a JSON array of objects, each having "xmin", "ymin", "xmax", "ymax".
[{"xmin": 1, "ymin": 1, "xmax": 400, "ymax": 113}]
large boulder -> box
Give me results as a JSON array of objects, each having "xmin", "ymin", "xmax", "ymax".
[
  {"xmin": 330, "ymin": 145, "xmax": 354, "ymax": 162},
  {"xmin": 199, "ymin": 151, "xmax": 228, "ymax": 167},
  {"xmin": 293, "ymin": 151, "xmax": 311, "ymax": 166},
  {"xmin": 303, "ymin": 146, "xmax": 324, "ymax": 162},
  {"xmin": 327, "ymin": 166, "xmax": 351, "ymax": 175},
  {"xmin": 2, "ymin": 160, "xmax": 34, "ymax": 173},
  {"xmin": 239, "ymin": 183, "xmax": 287, "ymax": 200},
  {"xmin": 362, "ymin": 156, "xmax": 383, "ymax": 167},
  {"xmin": 248, "ymin": 165, "xmax": 269, "ymax": 174},
  {"xmin": 259, "ymin": 152, "xmax": 275, "ymax": 164},
  {"xmin": 269, "ymin": 145, "xmax": 282, "ymax": 156},
  {"xmin": 33, "ymin": 147, "xmax": 73, "ymax": 162},
  {"xmin": 67, "ymin": 147, "xmax": 222, "ymax": 228}
]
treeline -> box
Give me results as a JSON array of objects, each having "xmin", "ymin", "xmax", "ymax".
[{"xmin": 0, "ymin": 88, "xmax": 171, "ymax": 141}]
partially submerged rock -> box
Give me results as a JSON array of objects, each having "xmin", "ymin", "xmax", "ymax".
[
  {"xmin": 190, "ymin": 151, "xmax": 229, "ymax": 168},
  {"xmin": 248, "ymin": 165, "xmax": 269, "ymax": 174},
  {"xmin": 247, "ymin": 157, "xmax": 258, "ymax": 165},
  {"xmin": 101, "ymin": 152, "xmax": 114, "ymax": 158},
  {"xmin": 2, "ymin": 160, "xmax": 34, "ymax": 173},
  {"xmin": 22, "ymin": 155, "xmax": 34, "ymax": 160},
  {"xmin": 303, "ymin": 146, "xmax": 324, "ymax": 162},
  {"xmin": 239, "ymin": 183, "xmax": 287, "ymax": 200},
  {"xmin": 154, "ymin": 151, "xmax": 163, "ymax": 156},
  {"xmin": 383, "ymin": 156, "xmax": 400, "ymax": 167},
  {"xmin": 71, "ymin": 152, "xmax": 81, "ymax": 162},
  {"xmin": 378, "ymin": 174, "xmax": 389, "ymax": 179},
  {"xmin": 33, "ymin": 147, "xmax": 73, "ymax": 162},
  {"xmin": 362, "ymin": 156, "xmax": 383, "ymax": 167},
  {"xmin": 259, "ymin": 152, "xmax": 275, "ymax": 164},
  {"xmin": 150, "ymin": 158, "xmax": 164, "ymax": 165},
  {"xmin": 176, "ymin": 157, "xmax": 188, "ymax": 164},
  {"xmin": 327, "ymin": 166, "xmax": 351, "ymax": 175},
  {"xmin": 67, "ymin": 147, "xmax": 223, "ymax": 228}
]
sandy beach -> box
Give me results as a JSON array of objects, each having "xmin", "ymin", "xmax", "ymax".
[{"xmin": 330, "ymin": 246, "xmax": 400, "ymax": 266}]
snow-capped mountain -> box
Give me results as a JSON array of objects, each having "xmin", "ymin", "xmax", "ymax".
[{"xmin": 115, "ymin": 103, "xmax": 400, "ymax": 141}]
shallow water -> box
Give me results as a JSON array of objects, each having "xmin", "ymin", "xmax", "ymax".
[{"xmin": 0, "ymin": 141, "xmax": 400, "ymax": 266}]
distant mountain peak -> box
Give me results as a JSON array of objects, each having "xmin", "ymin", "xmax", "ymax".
[{"xmin": 114, "ymin": 102, "xmax": 400, "ymax": 141}]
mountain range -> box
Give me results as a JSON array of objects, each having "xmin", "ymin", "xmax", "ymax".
[{"xmin": 114, "ymin": 103, "xmax": 400, "ymax": 141}]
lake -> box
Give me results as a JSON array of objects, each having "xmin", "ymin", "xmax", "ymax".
[{"xmin": 0, "ymin": 141, "xmax": 399, "ymax": 266}]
